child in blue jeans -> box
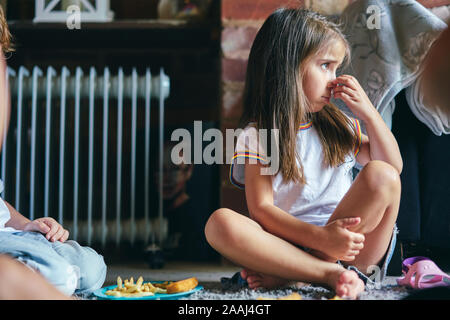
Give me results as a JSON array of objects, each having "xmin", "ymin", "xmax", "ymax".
[
  {"xmin": 0, "ymin": 180, "xmax": 107, "ymax": 296},
  {"xmin": 0, "ymin": 7, "xmax": 106, "ymax": 296}
]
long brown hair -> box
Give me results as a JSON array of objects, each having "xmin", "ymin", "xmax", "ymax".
[
  {"xmin": 241, "ymin": 8, "xmax": 358, "ymax": 184},
  {"xmin": 0, "ymin": 5, "xmax": 13, "ymax": 53}
]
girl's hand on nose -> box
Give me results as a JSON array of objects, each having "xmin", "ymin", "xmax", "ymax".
[{"xmin": 329, "ymin": 75, "xmax": 377, "ymax": 122}]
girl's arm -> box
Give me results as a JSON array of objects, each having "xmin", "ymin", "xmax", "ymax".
[
  {"xmin": 4, "ymin": 201, "xmax": 30, "ymax": 230},
  {"xmin": 332, "ymin": 75, "xmax": 403, "ymax": 173},
  {"xmin": 244, "ymin": 160, "xmax": 363, "ymax": 256},
  {"xmin": 4, "ymin": 200, "xmax": 69, "ymax": 242},
  {"xmin": 244, "ymin": 160, "xmax": 323, "ymax": 249},
  {"xmin": 357, "ymin": 111, "xmax": 403, "ymax": 174}
]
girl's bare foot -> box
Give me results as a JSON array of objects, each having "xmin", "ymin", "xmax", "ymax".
[
  {"xmin": 326, "ymin": 267, "xmax": 365, "ymax": 299},
  {"xmin": 240, "ymin": 269, "xmax": 291, "ymax": 289}
]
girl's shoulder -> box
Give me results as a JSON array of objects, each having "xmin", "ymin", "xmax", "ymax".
[
  {"xmin": 233, "ymin": 122, "xmax": 269, "ymax": 160},
  {"xmin": 241, "ymin": 121, "xmax": 257, "ymax": 130},
  {"xmin": 235, "ymin": 122, "xmax": 259, "ymax": 140}
]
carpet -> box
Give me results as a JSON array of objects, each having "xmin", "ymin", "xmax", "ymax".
[
  {"xmin": 78, "ymin": 262, "xmax": 446, "ymax": 300},
  {"xmin": 179, "ymin": 280, "xmax": 412, "ymax": 300},
  {"xmin": 79, "ymin": 277, "xmax": 413, "ymax": 300}
]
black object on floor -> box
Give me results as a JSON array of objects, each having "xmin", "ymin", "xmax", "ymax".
[
  {"xmin": 403, "ymin": 286, "xmax": 450, "ymax": 300},
  {"xmin": 145, "ymin": 244, "xmax": 165, "ymax": 269},
  {"xmin": 221, "ymin": 271, "xmax": 248, "ymax": 290}
]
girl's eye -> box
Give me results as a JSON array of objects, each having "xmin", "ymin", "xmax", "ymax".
[{"xmin": 321, "ymin": 63, "xmax": 330, "ymax": 70}]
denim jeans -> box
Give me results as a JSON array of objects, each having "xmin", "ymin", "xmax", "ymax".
[{"xmin": 0, "ymin": 231, "xmax": 107, "ymax": 296}]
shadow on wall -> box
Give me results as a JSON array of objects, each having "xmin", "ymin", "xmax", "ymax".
[{"xmin": 147, "ymin": 121, "xmax": 221, "ymax": 262}]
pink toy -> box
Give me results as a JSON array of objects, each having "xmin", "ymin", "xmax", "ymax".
[{"xmin": 397, "ymin": 256, "xmax": 450, "ymax": 289}]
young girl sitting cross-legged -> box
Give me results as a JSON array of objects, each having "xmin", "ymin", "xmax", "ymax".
[{"xmin": 205, "ymin": 8, "xmax": 402, "ymax": 300}]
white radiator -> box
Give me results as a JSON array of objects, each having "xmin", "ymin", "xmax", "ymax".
[{"xmin": 2, "ymin": 66, "xmax": 170, "ymax": 247}]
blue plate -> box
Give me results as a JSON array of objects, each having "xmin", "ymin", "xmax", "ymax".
[{"xmin": 93, "ymin": 281, "xmax": 203, "ymax": 300}]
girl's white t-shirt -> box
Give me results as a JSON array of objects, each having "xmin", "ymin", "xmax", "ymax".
[
  {"xmin": 0, "ymin": 180, "xmax": 19, "ymax": 232},
  {"xmin": 230, "ymin": 118, "xmax": 362, "ymax": 227}
]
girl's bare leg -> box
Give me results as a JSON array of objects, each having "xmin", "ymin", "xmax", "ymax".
[
  {"xmin": 205, "ymin": 208, "xmax": 364, "ymax": 299},
  {"xmin": 311, "ymin": 160, "xmax": 401, "ymax": 274}
]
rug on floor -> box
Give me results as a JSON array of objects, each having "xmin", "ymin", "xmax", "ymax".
[
  {"xmin": 179, "ymin": 282, "xmax": 411, "ymax": 300},
  {"xmin": 78, "ymin": 281, "xmax": 412, "ymax": 300}
]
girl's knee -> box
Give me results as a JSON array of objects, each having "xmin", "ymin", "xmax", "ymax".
[
  {"xmin": 205, "ymin": 208, "xmax": 227, "ymax": 243},
  {"xmin": 360, "ymin": 160, "xmax": 401, "ymax": 195},
  {"xmin": 205, "ymin": 208, "xmax": 238, "ymax": 247}
]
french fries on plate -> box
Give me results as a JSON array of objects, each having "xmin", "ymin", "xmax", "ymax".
[{"xmin": 104, "ymin": 276, "xmax": 199, "ymax": 298}]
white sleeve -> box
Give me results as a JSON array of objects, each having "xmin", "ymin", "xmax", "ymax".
[
  {"xmin": 0, "ymin": 197, "xmax": 11, "ymax": 230},
  {"xmin": 229, "ymin": 126, "xmax": 269, "ymax": 189}
]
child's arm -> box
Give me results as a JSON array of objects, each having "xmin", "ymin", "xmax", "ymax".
[
  {"xmin": 4, "ymin": 200, "xmax": 69, "ymax": 242},
  {"xmin": 244, "ymin": 160, "xmax": 365, "ymax": 260},
  {"xmin": 331, "ymin": 75, "xmax": 403, "ymax": 173},
  {"xmin": 244, "ymin": 161, "xmax": 321, "ymax": 249},
  {"xmin": 3, "ymin": 201, "xmax": 30, "ymax": 230}
]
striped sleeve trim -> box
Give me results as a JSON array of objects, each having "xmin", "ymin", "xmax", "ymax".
[
  {"xmin": 229, "ymin": 151, "xmax": 268, "ymax": 189},
  {"xmin": 231, "ymin": 151, "xmax": 269, "ymax": 164},
  {"xmin": 298, "ymin": 121, "xmax": 313, "ymax": 130},
  {"xmin": 353, "ymin": 118, "xmax": 362, "ymax": 157}
]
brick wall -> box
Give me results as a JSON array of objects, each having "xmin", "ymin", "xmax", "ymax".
[
  {"xmin": 418, "ymin": 0, "xmax": 450, "ymax": 8},
  {"xmin": 219, "ymin": 0, "xmax": 450, "ymax": 212}
]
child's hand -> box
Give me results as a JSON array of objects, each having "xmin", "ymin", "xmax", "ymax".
[
  {"xmin": 321, "ymin": 217, "xmax": 365, "ymax": 261},
  {"xmin": 23, "ymin": 217, "xmax": 70, "ymax": 243},
  {"xmin": 328, "ymin": 75, "xmax": 377, "ymax": 122}
]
